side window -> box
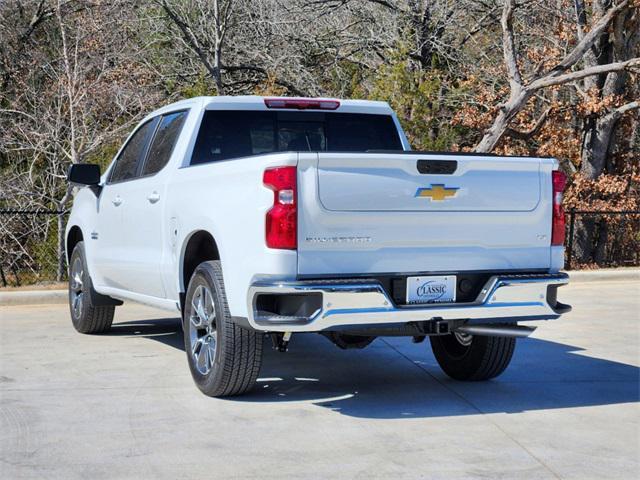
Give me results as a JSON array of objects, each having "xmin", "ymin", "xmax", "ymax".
[
  {"xmin": 142, "ymin": 111, "xmax": 188, "ymax": 176},
  {"xmin": 110, "ymin": 120, "xmax": 156, "ymax": 183},
  {"xmin": 191, "ymin": 111, "xmax": 274, "ymax": 165}
]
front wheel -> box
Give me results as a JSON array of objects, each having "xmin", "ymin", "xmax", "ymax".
[
  {"xmin": 430, "ymin": 331, "xmax": 515, "ymax": 381},
  {"xmin": 183, "ymin": 260, "xmax": 263, "ymax": 397},
  {"xmin": 68, "ymin": 241, "xmax": 115, "ymax": 334}
]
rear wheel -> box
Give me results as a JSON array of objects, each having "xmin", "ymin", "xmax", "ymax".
[
  {"xmin": 323, "ymin": 332, "xmax": 376, "ymax": 350},
  {"xmin": 430, "ymin": 331, "xmax": 515, "ymax": 381},
  {"xmin": 183, "ymin": 260, "xmax": 262, "ymax": 397},
  {"xmin": 68, "ymin": 241, "xmax": 115, "ymax": 334}
]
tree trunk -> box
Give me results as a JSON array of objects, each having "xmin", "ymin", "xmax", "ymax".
[
  {"xmin": 475, "ymin": 89, "xmax": 530, "ymax": 153},
  {"xmin": 212, "ymin": 0, "xmax": 224, "ymax": 94},
  {"xmin": 580, "ymin": 113, "xmax": 619, "ymax": 180},
  {"xmin": 56, "ymin": 187, "xmax": 72, "ymax": 282},
  {"xmin": 572, "ymin": 216, "xmax": 598, "ymax": 265},
  {"xmin": 56, "ymin": 211, "xmax": 65, "ymax": 282},
  {"xmin": 593, "ymin": 219, "xmax": 609, "ymax": 265},
  {"xmin": 573, "ymin": 1, "xmax": 637, "ymax": 264}
]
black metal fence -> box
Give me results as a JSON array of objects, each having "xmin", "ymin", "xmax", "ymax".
[
  {"xmin": 0, "ymin": 209, "xmax": 638, "ymax": 287},
  {"xmin": 0, "ymin": 210, "xmax": 69, "ymax": 287},
  {"xmin": 566, "ymin": 210, "xmax": 640, "ymax": 270}
]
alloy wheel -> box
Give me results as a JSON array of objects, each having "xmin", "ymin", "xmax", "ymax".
[
  {"xmin": 70, "ymin": 256, "xmax": 84, "ymax": 319},
  {"xmin": 454, "ymin": 331, "xmax": 473, "ymax": 347},
  {"xmin": 187, "ymin": 284, "xmax": 218, "ymax": 375}
]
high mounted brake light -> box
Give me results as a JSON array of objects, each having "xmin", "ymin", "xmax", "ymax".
[
  {"xmin": 263, "ymin": 166, "xmax": 297, "ymax": 249},
  {"xmin": 551, "ymin": 170, "xmax": 567, "ymax": 246},
  {"xmin": 264, "ymin": 98, "xmax": 340, "ymax": 110}
]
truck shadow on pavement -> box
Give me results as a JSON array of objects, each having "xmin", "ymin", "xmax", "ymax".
[
  {"xmin": 108, "ymin": 318, "xmax": 185, "ymax": 350},
  {"xmin": 109, "ymin": 318, "xmax": 640, "ymax": 419}
]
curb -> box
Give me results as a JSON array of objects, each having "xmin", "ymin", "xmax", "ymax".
[
  {"xmin": 2, "ymin": 268, "xmax": 638, "ymax": 307},
  {"xmin": 1, "ymin": 290, "xmax": 68, "ymax": 307},
  {"xmin": 565, "ymin": 268, "xmax": 640, "ymax": 283}
]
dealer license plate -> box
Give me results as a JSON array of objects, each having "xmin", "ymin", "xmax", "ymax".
[{"xmin": 406, "ymin": 275, "xmax": 457, "ymax": 304}]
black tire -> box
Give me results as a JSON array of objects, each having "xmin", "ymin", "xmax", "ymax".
[
  {"xmin": 68, "ymin": 241, "xmax": 115, "ymax": 334},
  {"xmin": 323, "ymin": 332, "xmax": 377, "ymax": 350},
  {"xmin": 430, "ymin": 332, "xmax": 515, "ymax": 381},
  {"xmin": 183, "ymin": 260, "xmax": 262, "ymax": 397}
]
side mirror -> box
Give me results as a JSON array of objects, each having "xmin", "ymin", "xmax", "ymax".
[
  {"xmin": 68, "ymin": 163, "xmax": 101, "ymax": 186},
  {"xmin": 67, "ymin": 163, "xmax": 102, "ymax": 196}
]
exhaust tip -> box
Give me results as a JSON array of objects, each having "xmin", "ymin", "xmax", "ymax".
[{"xmin": 454, "ymin": 324, "xmax": 536, "ymax": 338}]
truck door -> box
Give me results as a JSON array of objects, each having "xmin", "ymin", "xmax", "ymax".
[
  {"xmin": 120, "ymin": 110, "xmax": 188, "ymax": 299},
  {"xmin": 91, "ymin": 118, "xmax": 158, "ymax": 291}
]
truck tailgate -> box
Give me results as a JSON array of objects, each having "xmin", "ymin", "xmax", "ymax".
[{"xmin": 297, "ymin": 152, "xmax": 556, "ymax": 275}]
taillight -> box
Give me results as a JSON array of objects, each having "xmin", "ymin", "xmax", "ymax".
[
  {"xmin": 264, "ymin": 97, "xmax": 340, "ymax": 110},
  {"xmin": 551, "ymin": 170, "xmax": 567, "ymax": 246},
  {"xmin": 263, "ymin": 166, "xmax": 297, "ymax": 249}
]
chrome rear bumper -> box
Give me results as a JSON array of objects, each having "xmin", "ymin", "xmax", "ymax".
[{"xmin": 247, "ymin": 273, "xmax": 570, "ymax": 332}]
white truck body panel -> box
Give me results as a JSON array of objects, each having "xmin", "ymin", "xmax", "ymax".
[
  {"xmin": 298, "ymin": 152, "xmax": 556, "ymax": 276},
  {"xmin": 66, "ymin": 95, "xmax": 566, "ymax": 326}
]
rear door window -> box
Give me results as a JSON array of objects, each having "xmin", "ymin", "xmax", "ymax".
[
  {"xmin": 110, "ymin": 119, "xmax": 157, "ymax": 183},
  {"xmin": 142, "ymin": 111, "xmax": 188, "ymax": 176},
  {"xmin": 190, "ymin": 111, "xmax": 402, "ymax": 165}
]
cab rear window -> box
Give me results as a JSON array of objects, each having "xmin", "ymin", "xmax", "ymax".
[{"xmin": 190, "ymin": 111, "xmax": 402, "ymax": 165}]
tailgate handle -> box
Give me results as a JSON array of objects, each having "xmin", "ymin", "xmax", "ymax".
[{"xmin": 417, "ymin": 159, "xmax": 457, "ymax": 175}]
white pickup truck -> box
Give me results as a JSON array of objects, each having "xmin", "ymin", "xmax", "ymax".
[{"xmin": 65, "ymin": 96, "xmax": 571, "ymax": 397}]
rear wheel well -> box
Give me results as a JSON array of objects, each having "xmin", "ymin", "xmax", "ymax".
[
  {"xmin": 182, "ymin": 231, "xmax": 220, "ymax": 295},
  {"xmin": 66, "ymin": 226, "xmax": 83, "ymax": 263}
]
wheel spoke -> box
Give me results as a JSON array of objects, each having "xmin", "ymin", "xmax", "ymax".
[
  {"xmin": 191, "ymin": 336, "xmax": 203, "ymax": 356},
  {"xmin": 189, "ymin": 312, "xmax": 202, "ymax": 329},
  {"xmin": 70, "ymin": 258, "xmax": 84, "ymax": 293},
  {"xmin": 196, "ymin": 298, "xmax": 208, "ymax": 326},
  {"xmin": 73, "ymin": 292, "xmax": 83, "ymax": 315},
  {"xmin": 207, "ymin": 334, "xmax": 216, "ymax": 367},
  {"xmin": 203, "ymin": 288, "xmax": 216, "ymax": 327},
  {"xmin": 196, "ymin": 340, "xmax": 208, "ymax": 370},
  {"xmin": 72, "ymin": 272, "xmax": 83, "ymax": 291},
  {"xmin": 205, "ymin": 341, "xmax": 213, "ymax": 370},
  {"xmin": 190, "ymin": 286, "xmax": 205, "ymax": 328}
]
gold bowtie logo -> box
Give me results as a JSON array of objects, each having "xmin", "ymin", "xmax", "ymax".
[{"xmin": 415, "ymin": 184, "xmax": 459, "ymax": 201}]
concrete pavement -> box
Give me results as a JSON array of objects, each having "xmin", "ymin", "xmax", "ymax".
[{"xmin": 1, "ymin": 280, "xmax": 639, "ymax": 479}]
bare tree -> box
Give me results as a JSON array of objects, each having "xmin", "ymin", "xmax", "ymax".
[
  {"xmin": 1, "ymin": 0, "xmax": 160, "ymax": 280},
  {"xmin": 573, "ymin": 0, "xmax": 640, "ymax": 180},
  {"xmin": 157, "ymin": 0, "xmax": 233, "ymax": 93},
  {"xmin": 157, "ymin": 0, "xmax": 312, "ymax": 95},
  {"xmin": 475, "ymin": 0, "xmax": 639, "ymax": 153}
]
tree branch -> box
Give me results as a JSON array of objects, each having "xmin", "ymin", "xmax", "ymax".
[
  {"xmin": 501, "ymin": 0, "xmax": 522, "ymax": 89},
  {"xmin": 19, "ymin": 0, "xmax": 53, "ymax": 42},
  {"xmin": 458, "ymin": 6, "xmax": 500, "ymax": 48},
  {"xmin": 222, "ymin": 65, "xmax": 307, "ymax": 96},
  {"xmin": 549, "ymin": 0, "xmax": 629, "ymax": 74},
  {"xmin": 505, "ymin": 107, "xmax": 551, "ymax": 140},
  {"xmin": 157, "ymin": 0, "xmax": 222, "ymax": 93},
  {"xmin": 604, "ymin": 100, "xmax": 640, "ymax": 122},
  {"xmin": 474, "ymin": 0, "xmax": 637, "ymax": 153},
  {"xmin": 530, "ymin": 58, "xmax": 640, "ymax": 90}
]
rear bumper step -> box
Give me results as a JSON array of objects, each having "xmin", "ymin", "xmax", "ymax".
[{"xmin": 247, "ymin": 273, "xmax": 570, "ymax": 333}]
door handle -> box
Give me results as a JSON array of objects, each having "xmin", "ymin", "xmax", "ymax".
[
  {"xmin": 147, "ymin": 191, "xmax": 160, "ymax": 204},
  {"xmin": 112, "ymin": 195, "xmax": 123, "ymax": 207}
]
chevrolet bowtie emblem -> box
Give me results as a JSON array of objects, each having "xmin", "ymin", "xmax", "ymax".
[{"xmin": 415, "ymin": 184, "xmax": 459, "ymax": 201}]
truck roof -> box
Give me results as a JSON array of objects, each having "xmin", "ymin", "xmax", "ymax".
[{"xmin": 145, "ymin": 95, "xmax": 395, "ymax": 119}]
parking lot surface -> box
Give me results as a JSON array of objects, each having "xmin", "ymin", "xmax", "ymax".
[{"xmin": 1, "ymin": 280, "xmax": 639, "ymax": 479}]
